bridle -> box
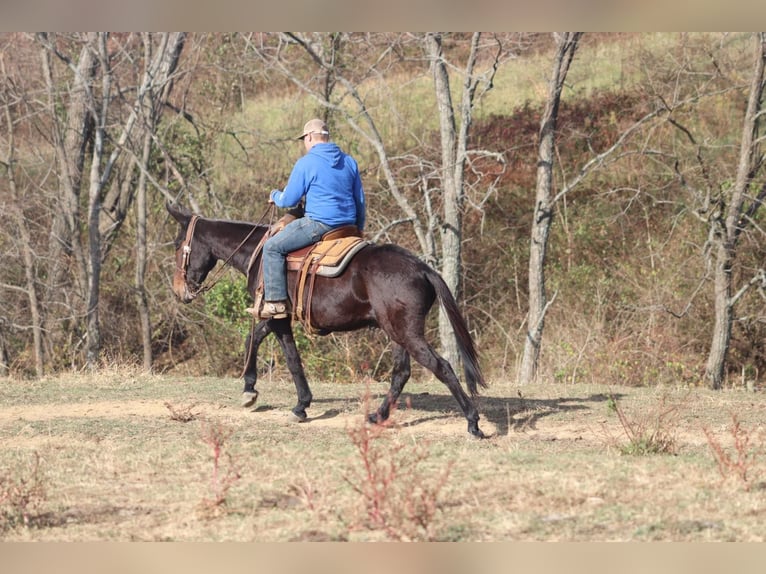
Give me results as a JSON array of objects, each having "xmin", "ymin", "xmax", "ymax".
[
  {"xmin": 176, "ymin": 206, "xmax": 276, "ymax": 300},
  {"xmin": 176, "ymin": 214, "xmax": 202, "ymax": 299}
]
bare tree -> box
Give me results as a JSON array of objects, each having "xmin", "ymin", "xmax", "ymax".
[
  {"xmin": 425, "ymin": 32, "xmax": 501, "ymax": 366},
  {"xmin": 36, "ymin": 32, "xmax": 186, "ymax": 369},
  {"xmin": 518, "ymin": 33, "xmax": 671, "ymax": 384},
  {"xmin": 1, "ymin": 56, "xmax": 45, "ymax": 376},
  {"xmin": 649, "ymin": 33, "xmax": 766, "ymax": 389},
  {"xmin": 38, "ymin": 33, "xmax": 95, "ymax": 364},
  {"xmin": 133, "ymin": 32, "xmax": 187, "ymax": 371},
  {"xmin": 519, "ymin": 33, "xmax": 583, "ymax": 385},
  {"xmin": 703, "ymin": 33, "xmax": 766, "ymax": 389}
]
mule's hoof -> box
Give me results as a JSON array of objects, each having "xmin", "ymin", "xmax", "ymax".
[
  {"xmin": 241, "ymin": 390, "xmax": 259, "ymax": 408},
  {"xmin": 468, "ymin": 424, "xmax": 487, "ymax": 439},
  {"xmin": 290, "ymin": 409, "xmax": 308, "ymax": 423}
]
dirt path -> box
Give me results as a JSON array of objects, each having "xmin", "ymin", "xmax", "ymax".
[
  {"xmin": 0, "ymin": 400, "xmax": 170, "ymax": 422},
  {"xmin": 0, "ymin": 397, "xmax": 500, "ymax": 438},
  {"xmin": 3, "ymin": 385, "xmax": 737, "ymax": 447}
]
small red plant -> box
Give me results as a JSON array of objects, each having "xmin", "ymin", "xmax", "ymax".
[
  {"xmin": 703, "ymin": 413, "xmax": 764, "ymax": 491},
  {"xmin": 343, "ymin": 388, "xmax": 453, "ymax": 541},
  {"xmin": 199, "ymin": 421, "xmax": 241, "ymax": 515}
]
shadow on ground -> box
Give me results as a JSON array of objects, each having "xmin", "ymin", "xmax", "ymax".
[{"xmin": 305, "ymin": 390, "xmax": 624, "ymax": 438}]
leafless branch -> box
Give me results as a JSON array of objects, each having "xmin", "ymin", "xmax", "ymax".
[
  {"xmin": 731, "ymin": 269, "xmax": 766, "ymax": 307},
  {"xmin": 662, "ymin": 272, "xmax": 710, "ymax": 319}
]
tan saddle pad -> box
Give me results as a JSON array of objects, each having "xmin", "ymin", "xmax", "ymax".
[{"xmin": 286, "ymin": 230, "xmax": 368, "ymax": 278}]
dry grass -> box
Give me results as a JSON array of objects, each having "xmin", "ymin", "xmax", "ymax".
[{"xmin": 1, "ymin": 369, "xmax": 766, "ymax": 541}]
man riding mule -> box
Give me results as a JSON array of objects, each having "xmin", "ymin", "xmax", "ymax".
[
  {"xmin": 168, "ymin": 202, "xmax": 487, "ymax": 438},
  {"xmin": 167, "ymin": 120, "xmax": 487, "ymax": 438},
  {"xmin": 260, "ymin": 118, "xmax": 366, "ymax": 320}
]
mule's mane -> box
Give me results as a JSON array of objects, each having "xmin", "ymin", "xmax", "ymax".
[{"xmin": 206, "ymin": 217, "xmax": 266, "ymax": 229}]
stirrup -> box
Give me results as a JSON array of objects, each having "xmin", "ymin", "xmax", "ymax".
[{"xmin": 259, "ymin": 300, "xmax": 289, "ymax": 320}]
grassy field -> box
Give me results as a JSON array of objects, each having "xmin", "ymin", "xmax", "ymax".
[{"xmin": 1, "ymin": 368, "xmax": 765, "ymax": 542}]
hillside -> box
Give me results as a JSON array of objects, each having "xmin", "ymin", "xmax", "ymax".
[{"xmin": 0, "ymin": 32, "xmax": 763, "ymax": 390}]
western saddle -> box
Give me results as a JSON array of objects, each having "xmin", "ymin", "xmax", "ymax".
[{"xmin": 248, "ymin": 219, "xmax": 368, "ymax": 333}]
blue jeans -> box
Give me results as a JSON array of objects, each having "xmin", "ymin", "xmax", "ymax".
[{"xmin": 262, "ymin": 216, "xmax": 332, "ymax": 301}]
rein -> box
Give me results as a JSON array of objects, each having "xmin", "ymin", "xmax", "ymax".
[{"xmin": 179, "ymin": 204, "xmax": 276, "ymax": 299}]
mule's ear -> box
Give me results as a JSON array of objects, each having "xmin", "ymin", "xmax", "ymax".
[{"xmin": 166, "ymin": 201, "xmax": 192, "ymax": 226}]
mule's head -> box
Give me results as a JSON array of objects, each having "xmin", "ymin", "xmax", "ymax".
[{"xmin": 167, "ymin": 202, "xmax": 217, "ymax": 303}]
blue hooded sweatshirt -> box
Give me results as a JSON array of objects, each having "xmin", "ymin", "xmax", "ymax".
[{"xmin": 270, "ymin": 142, "xmax": 366, "ymax": 231}]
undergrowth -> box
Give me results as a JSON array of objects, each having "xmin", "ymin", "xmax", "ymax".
[
  {"xmin": 342, "ymin": 387, "xmax": 455, "ymax": 541},
  {"xmin": 0, "ymin": 452, "xmax": 47, "ymax": 531},
  {"xmin": 605, "ymin": 391, "xmax": 683, "ymax": 455},
  {"xmin": 703, "ymin": 413, "xmax": 766, "ymax": 491}
]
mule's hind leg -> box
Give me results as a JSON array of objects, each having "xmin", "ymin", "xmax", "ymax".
[
  {"xmin": 404, "ymin": 338, "xmax": 484, "ymax": 438},
  {"xmin": 369, "ymin": 343, "xmax": 411, "ymax": 425},
  {"xmin": 270, "ymin": 319, "xmax": 313, "ymax": 422},
  {"xmin": 242, "ymin": 320, "xmax": 273, "ymax": 408}
]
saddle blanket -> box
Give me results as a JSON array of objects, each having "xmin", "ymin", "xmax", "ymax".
[{"xmin": 286, "ymin": 236, "xmax": 369, "ymax": 277}]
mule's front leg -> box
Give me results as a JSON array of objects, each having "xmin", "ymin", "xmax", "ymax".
[
  {"xmin": 271, "ymin": 319, "xmax": 313, "ymax": 422},
  {"xmin": 242, "ymin": 320, "xmax": 273, "ymax": 408}
]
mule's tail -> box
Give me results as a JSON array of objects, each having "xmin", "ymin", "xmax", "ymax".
[{"xmin": 425, "ymin": 268, "xmax": 488, "ymax": 397}]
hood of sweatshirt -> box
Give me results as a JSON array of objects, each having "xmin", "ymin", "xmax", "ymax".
[{"xmin": 309, "ymin": 142, "xmax": 343, "ymax": 168}]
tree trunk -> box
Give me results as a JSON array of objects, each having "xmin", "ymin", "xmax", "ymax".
[
  {"xmin": 135, "ymin": 34, "xmax": 156, "ymax": 372},
  {"xmin": 705, "ymin": 245, "xmax": 732, "ymax": 388},
  {"xmin": 136, "ymin": 130, "xmax": 153, "ymax": 371},
  {"xmin": 426, "ymin": 33, "xmax": 487, "ymax": 367},
  {"xmin": 427, "ymin": 33, "xmax": 462, "ymax": 367},
  {"xmin": 39, "ymin": 34, "xmax": 95, "ymax": 361},
  {"xmin": 704, "ymin": 32, "xmax": 766, "ymax": 389},
  {"xmin": 85, "ymin": 33, "xmax": 109, "ymax": 368},
  {"xmin": 519, "ymin": 33, "xmax": 582, "ymax": 384}
]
